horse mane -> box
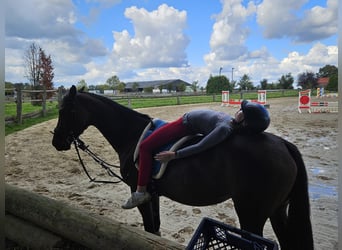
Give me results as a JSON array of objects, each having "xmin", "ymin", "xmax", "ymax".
[{"xmin": 77, "ymin": 91, "xmax": 151, "ymax": 121}]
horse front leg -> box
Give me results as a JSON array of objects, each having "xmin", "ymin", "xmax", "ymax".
[{"xmin": 137, "ymin": 194, "xmax": 161, "ymax": 235}]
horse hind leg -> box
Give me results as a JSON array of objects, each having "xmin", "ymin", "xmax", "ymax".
[
  {"xmin": 270, "ymin": 203, "xmax": 290, "ymax": 250},
  {"xmin": 233, "ymin": 198, "xmax": 268, "ymax": 236}
]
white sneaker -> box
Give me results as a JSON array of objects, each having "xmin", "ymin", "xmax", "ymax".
[{"xmin": 122, "ymin": 192, "xmax": 151, "ymax": 209}]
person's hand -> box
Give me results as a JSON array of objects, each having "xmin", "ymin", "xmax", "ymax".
[
  {"xmin": 154, "ymin": 151, "xmax": 176, "ymax": 162},
  {"xmin": 234, "ymin": 109, "xmax": 244, "ymax": 123}
]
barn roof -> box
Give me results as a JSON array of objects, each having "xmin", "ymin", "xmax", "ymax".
[{"xmin": 317, "ymin": 77, "xmax": 329, "ymax": 87}]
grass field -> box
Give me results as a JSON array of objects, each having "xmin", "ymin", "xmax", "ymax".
[
  {"xmin": 5, "ymin": 90, "xmax": 299, "ymax": 135},
  {"xmin": 5, "ymin": 101, "xmax": 58, "ymax": 117}
]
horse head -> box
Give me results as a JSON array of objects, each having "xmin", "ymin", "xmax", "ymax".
[{"xmin": 52, "ymin": 85, "xmax": 90, "ymax": 151}]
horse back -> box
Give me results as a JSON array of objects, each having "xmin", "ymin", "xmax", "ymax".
[{"xmin": 156, "ymin": 132, "xmax": 298, "ymax": 206}]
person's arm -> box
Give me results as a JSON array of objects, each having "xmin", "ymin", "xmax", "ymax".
[
  {"xmin": 175, "ymin": 125, "xmax": 232, "ymax": 159},
  {"xmin": 155, "ymin": 125, "xmax": 233, "ymax": 162}
]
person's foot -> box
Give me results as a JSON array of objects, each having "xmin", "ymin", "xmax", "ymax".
[{"xmin": 122, "ymin": 192, "xmax": 151, "ymax": 209}]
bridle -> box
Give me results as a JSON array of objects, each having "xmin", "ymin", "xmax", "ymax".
[{"xmin": 52, "ymin": 103, "xmax": 124, "ymax": 184}]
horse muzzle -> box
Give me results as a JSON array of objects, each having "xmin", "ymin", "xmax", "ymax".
[{"xmin": 51, "ymin": 129, "xmax": 73, "ymax": 151}]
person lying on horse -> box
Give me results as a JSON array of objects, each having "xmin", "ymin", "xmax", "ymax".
[{"xmin": 122, "ymin": 100, "xmax": 270, "ymax": 209}]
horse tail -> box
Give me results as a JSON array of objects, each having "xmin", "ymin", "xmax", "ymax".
[{"xmin": 284, "ymin": 139, "xmax": 314, "ymax": 250}]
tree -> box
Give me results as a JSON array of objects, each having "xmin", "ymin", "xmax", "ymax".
[
  {"xmin": 260, "ymin": 79, "xmax": 268, "ymax": 89},
  {"xmin": 176, "ymin": 83, "xmax": 186, "ymax": 92},
  {"xmin": 318, "ymin": 64, "xmax": 338, "ymax": 77},
  {"xmin": 278, "ymin": 73, "xmax": 294, "ymax": 89},
  {"xmin": 143, "ymin": 86, "xmax": 154, "ymax": 93},
  {"xmin": 318, "ymin": 65, "xmax": 338, "ymax": 91},
  {"xmin": 326, "ymin": 74, "xmax": 338, "ymax": 91},
  {"xmin": 190, "ymin": 81, "xmax": 199, "ymax": 92},
  {"xmin": 24, "ymin": 42, "xmax": 41, "ymax": 87},
  {"xmin": 106, "ymin": 76, "xmax": 126, "ymax": 93},
  {"xmin": 132, "ymin": 82, "xmax": 139, "ymax": 92},
  {"xmin": 77, "ymin": 79, "xmax": 88, "ymax": 91},
  {"xmin": 206, "ymin": 75, "xmax": 232, "ymax": 94},
  {"xmin": 166, "ymin": 83, "xmax": 173, "ymax": 92},
  {"xmin": 297, "ymin": 71, "xmax": 316, "ymax": 89},
  {"xmin": 39, "ymin": 48, "xmax": 54, "ymax": 97},
  {"xmin": 24, "ymin": 42, "xmax": 55, "ymax": 104},
  {"xmin": 238, "ymin": 74, "xmax": 254, "ymax": 90}
]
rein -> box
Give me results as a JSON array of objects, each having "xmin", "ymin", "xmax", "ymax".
[{"xmin": 73, "ymin": 137, "xmax": 124, "ymax": 184}]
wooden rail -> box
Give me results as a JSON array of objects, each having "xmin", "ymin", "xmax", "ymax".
[
  {"xmin": 5, "ymin": 184, "xmax": 184, "ymax": 249},
  {"xmin": 5, "ymin": 87, "xmax": 59, "ymax": 124}
]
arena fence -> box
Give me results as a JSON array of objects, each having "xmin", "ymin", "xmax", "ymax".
[{"xmin": 5, "ymin": 86, "xmax": 61, "ymax": 124}]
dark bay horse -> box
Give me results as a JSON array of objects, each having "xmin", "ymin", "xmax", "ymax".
[{"xmin": 52, "ymin": 85, "xmax": 313, "ymax": 250}]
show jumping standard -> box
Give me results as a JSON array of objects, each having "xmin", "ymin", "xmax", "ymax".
[{"xmin": 52, "ymin": 85, "xmax": 313, "ymax": 250}]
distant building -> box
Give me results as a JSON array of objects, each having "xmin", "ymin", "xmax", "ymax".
[
  {"xmin": 317, "ymin": 77, "xmax": 329, "ymax": 88},
  {"xmin": 124, "ymin": 79, "xmax": 191, "ymax": 92},
  {"xmin": 104, "ymin": 89, "xmax": 115, "ymax": 95}
]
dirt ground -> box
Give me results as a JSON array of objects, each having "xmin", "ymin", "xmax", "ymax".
[{"xmin": 5, "ymin": 97, "xmax": 338, "ymax": 249}]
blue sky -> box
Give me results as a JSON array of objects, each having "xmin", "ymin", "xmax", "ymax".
[{"xmin": 5, "ymin": 0, "xmax": 338, "ymax": 88}]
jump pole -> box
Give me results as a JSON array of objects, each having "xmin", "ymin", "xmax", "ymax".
[
  {"xmin": 221, "ymin": 90, "xmax": 267, "ymax": 107},
  {"xmin": 298, "ymin": 89, "xmax": 338, "ymax": 113},
  {"xmin": 311, "ymin": 101, "xmax": 338, "ymax": 113},
  {"xmin": 5, "ymin": 184, "xmax": 184, "ymax": 250}
]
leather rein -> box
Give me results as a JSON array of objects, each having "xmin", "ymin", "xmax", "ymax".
[{"xmin": 72, "ymin": 136, "xmax": 124, "ymax": 184}]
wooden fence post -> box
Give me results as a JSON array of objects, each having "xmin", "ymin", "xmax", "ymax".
[
  {"xmin": 57, "ymin": 87, "xmax": 63, "ymax": 109},
  {"xmin": 42, "ymin": 86, "xmax": 47, "ymax": 117},
  {"xmin": 16, "ymin": 87, "xmax": 22, "ymax": 125}
]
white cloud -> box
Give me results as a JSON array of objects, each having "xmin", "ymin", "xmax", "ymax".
[
  {"xmin": 5, "ymin": 0, "xmax": 79, "ymax": 39},
  {"xmin": 281, "ymin": 42, "xmax": 338, "ymax": 71},
  {"xmin": 5, "ymin": 48, "xmax": 27, "ymax": 83},
  {"xmin": 256, "ymin": 0, "xmax": 338, "ymax": 42},
  {"xmin": 111, "ymin": 4, "xmax": 189, "ymax": 68},
  {"xmin": 204, "ymin": 0, "xmax": 256, "ymax": 63},
  {"xmin": 79, "ymin": 0, "xmax": 122, "ymax": 26},
  {"xmin": 203, "ymin": 0, "xmax": 338, "ymax": 86},
  {"xmin": 236, "ymin": 42, "xmax": 338, "ymax": 85},
  {"xmin": 4, "ymin": 0, "xmax": 338, "ymax": 88},
  {"xmin": 5, "ymin": 0, "xmax": 108, "ymax": 84},
  {"xmin": 86, "ymin": 0, "xmax": 122, "ymax": 8}
]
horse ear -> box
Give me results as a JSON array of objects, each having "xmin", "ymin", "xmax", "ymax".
[{"xmin": 70, "ymin": 85, "xmax": 77, "ymax": 98}]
